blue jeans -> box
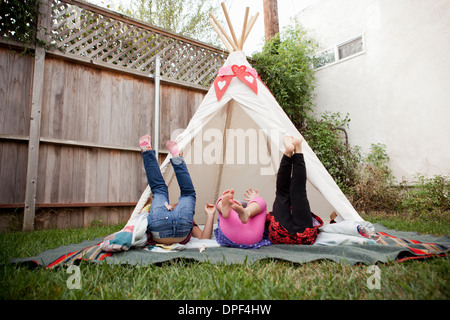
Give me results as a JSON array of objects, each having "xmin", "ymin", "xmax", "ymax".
[{"xmin": 142, "ymin": 150, "xmax": 196, "ymax": 239}]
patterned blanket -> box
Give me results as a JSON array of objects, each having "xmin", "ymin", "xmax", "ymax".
[
  {"xmin": 45, "ymin": 243, "xmax": 111, "ymax": 269},
  {"xmin": 17, "ymin": 225, "xmax": 448, "ymax": 269},
  {"xmin": 99, "ymin": 204, "xmax": 151, "ymax": 253},
  {"xmin": 376, "ymin": 231, "xmax": 449, "ymax": 262}
]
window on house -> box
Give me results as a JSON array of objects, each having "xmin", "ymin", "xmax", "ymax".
[
  {"xmin": 313, "ymin": 35, "xmax": 364, "ymax": 69},
  {"xmin": 313, "ymin": 49, "xmax": 335, "ymax": 69},
  {"xmin": 338, "ymin": 36, "xmax": 364, "ymax": 60}
]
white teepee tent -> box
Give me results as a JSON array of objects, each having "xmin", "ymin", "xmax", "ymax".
[{"xmin": 130, "ymin": 5, "xmax": 363, "ymax": 225}]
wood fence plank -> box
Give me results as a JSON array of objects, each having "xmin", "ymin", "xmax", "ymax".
[
  {"xmin": 98, "ymin": 73, "xmax": 113, "ymax": 146},
  {"xmin": 75, "ymin": 65, "xmax": 89, "ymax": 142},
  {"xmin": 121, "ymin": 76, "xmax": 134, "ymax": 146},
  {"xmin": 58, "ymin": 146, "xmax": 73, "ymax": 203},
  {"xmin": 110, "ymin": 75, "xmax": 122, "ymax": 146},
  {"xmin": 87, "ymin": 68, "xmax": 101, "ymax": 144},
  {"xmin": 95, "ymin": 150, "xmax": 110, "ymax": 202},
  {"xmin": 72, "ymin": 147, "xmax": 86, "ymax": 202},
  {"xmin": 84, "ymin": 148, "xmax": 98, "ymax": 203},
  {"xmin": 49, "ymin": 59, "xmax": 65, "ymax": 139},
  {"xmin": 62, "ymin": 62, "xmax": 76, "ymax": 141},
  {"xmin": 48, "ymin": 146, "xmax": 61, "ymax": 203},
  {"xmin": 14, "ymin": 144, "xmax": 28, "ymax": 203},
  {"xmin": 137, "ymin": 79, "xmax": 154, "ymax": 138},
  {"xmin": 108, "ymin": 150, "xmax": 121, "ymax": 202},
  {"xmin": 0, "ymin": 143, "xmax": 17, "ymax": 203},
  {"xmin": 0, "ymin": 49, "xmax": 32, "ymax": 136},
  {"xmin": 0, "ymin": 50, "xmax": 7, "ymax": 132},
  {"xmin": 119, "ymin": 152, "xmax": 132, "ymax": 202}
]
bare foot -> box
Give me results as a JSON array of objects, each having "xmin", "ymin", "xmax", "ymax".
[
  {"xmin": 292, "ymin": 136, "xmax": 304, "ymax": 154},
  {"xmin": 166, "ymin": 140, "xmax": 180, "ymax": 156},
  {"xmin": 219, "ymin": 189, "xmax": 234, "ymax": 219},
  {"xmin": 231, "ymin": 200, "xmax": 249, "ymax": 224},
  {"xmin": 283, "ymin": 135, "xmax": 295, "ymax": 156}
]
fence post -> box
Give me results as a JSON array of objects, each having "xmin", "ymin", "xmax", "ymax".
[
  {"xmin": 154, "ymin": 55, "xmax": 161, "ymax": 160},
  {"xmin": 23, "ymin": 0, "xmax": 51, "ymax": 231}
]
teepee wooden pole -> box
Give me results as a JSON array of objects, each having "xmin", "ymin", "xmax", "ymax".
[
  {"xmin": 239, "ymin": 7, "xmax": 250, "ymax": 50},
  {"xmin": 209, "ymin": 12, "xmax": 239, "ymax": 51},
  {"xmin": 209, "ymin": 18, "xmax": 234, "ymax": 52},
  {"xmin": 244, "ymin": 12, "xmax": 259, "ymax": 43},
  {"xmin": 244, "ymin": 15, "xmax": 255, "ymax": 40},
  {"xmin": 220, "ymin": 2, "xmax": 239, "ymax": 48}
]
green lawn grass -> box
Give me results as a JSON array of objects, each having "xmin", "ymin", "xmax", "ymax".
[{"xmin": 1, "ymin": 211, "xmax": 448, "ymax": 300}]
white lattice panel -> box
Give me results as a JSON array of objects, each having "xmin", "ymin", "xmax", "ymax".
[{"xmin": 49, "ymin": 0, "xmax": 227, "ymax": 87}]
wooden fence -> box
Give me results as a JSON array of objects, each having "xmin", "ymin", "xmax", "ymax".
[{"xmin": 0, "ymin": 0, "xmax": 228, "ymax": 232}]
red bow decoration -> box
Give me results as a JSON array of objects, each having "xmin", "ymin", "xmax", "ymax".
[{"xmin": 213, "ymin": 65, "xmax": 258, "ymax": 101}]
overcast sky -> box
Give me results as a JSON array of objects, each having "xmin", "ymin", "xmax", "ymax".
[{"xmin": 86, "ymin": 0, "xmax": 320, "ymax": 54}]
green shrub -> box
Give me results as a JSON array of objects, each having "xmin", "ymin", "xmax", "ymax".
[
  {"xmin": 252, "ymin": 23, "xmax": 317, "ymax": 131},
  {"xmin": 0, "ymin": 0, "xmax": 44, "ymax": 53},
  {"xmin": 400, "ymin": 174, "xmax": 450, "ymax": 213},
  {"xmin": 349, "ymin": 143, "xmax": 400, "ymax": 211},
  {"xmin": 303, "ymin": 112, "xmax": 361, "ymax": 193}
]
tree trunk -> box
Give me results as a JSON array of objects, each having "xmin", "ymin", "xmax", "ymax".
[{"xmin": 263, "ymin": 0, "xmax": 279, "ymax": 41}]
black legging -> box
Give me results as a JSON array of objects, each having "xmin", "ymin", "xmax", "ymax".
[{"xmin": 272, "ymin": 153, "xmax": 313, "ymax": 234}]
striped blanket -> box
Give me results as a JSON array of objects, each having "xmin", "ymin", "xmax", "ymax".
[
  {"xmin": 376, "ymin": 231, "xmax": 449, "ymax": 262},
  {"xmin": 45, "ymin": 243, "xmax": 111, "ymax": 269},
  {"xmin": 18, "ymin": 225, "xmax": 448, "ymax": 269}
]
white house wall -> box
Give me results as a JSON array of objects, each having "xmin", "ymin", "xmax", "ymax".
[{"xmin": 296, "ymin": 0, "xmax": 450, "ymax": 182}]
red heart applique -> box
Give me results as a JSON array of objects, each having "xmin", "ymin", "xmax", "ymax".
[
  {"xmin": 231, "ymin": 65, "xmax": 257, "ymax": 94},
  {"xmin": 231, "ymin": 65, "xmax": 247, "ymax": 75},
  {"xmin": 238, "ymin": 73, "xmax": 257, "ymax": 94},
  {"xmin": 213, "ymin": 65, "xmax": 258, "ymax": 100},
  {"xmin": 214, "ymin": 75, "xmax": 234, "ymax": 101}
]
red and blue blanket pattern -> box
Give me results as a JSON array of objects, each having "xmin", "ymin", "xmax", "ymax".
[{"xmin": 36, "ymin": 230, "xmax": 449, "ymax": 269}]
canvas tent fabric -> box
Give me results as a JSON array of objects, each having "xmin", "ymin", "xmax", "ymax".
[{"xmin": 130, "ymin": 51, "xmax": 362, "ymax": 226}]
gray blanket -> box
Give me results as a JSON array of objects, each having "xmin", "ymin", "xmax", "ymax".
[{"xmin": 11, "ymin": 224, "xmax": 450, "ymax": 267}]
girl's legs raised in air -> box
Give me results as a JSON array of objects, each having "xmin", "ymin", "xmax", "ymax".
[
  {"xmin": 290, "ymin": 136, "xmax": 313, "ymax": 232},
  {"xmin": 272, "ymin": 136, "xmax": 295, "ymax": 230},
  {"xmin": 216, "ymin": 189, "xmax": 263, "ymax": 224},
  {"xmin": 166, "ymin": 140, "xmax": 196, "ymax": 223},
  {"xmin": 167, "ymin": 140, "xmax": 195, "ymax": 199},
  {"xmin": 140, "ymin": 134, "xmax": 169, "ymax": 209},
  {"xmin": 272, "ymin": 135, "xmax": 313, "ymax": 234},
  {"xmin": 216, "ymin": 190, "xmax": 267, "ymax": 245}
]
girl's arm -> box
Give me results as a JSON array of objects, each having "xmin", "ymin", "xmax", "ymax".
[{"xmin": 192, "ymin": 203, "xmax": 216, "ymax": 239}]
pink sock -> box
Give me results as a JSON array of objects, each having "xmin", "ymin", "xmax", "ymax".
[
  {"xmin": 139, "ymin": 134, "xmax": 152, "ymax": 152},
  {"xmin": 166, "ymin": 140, "xmax": 180, "ymax": 156}
]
